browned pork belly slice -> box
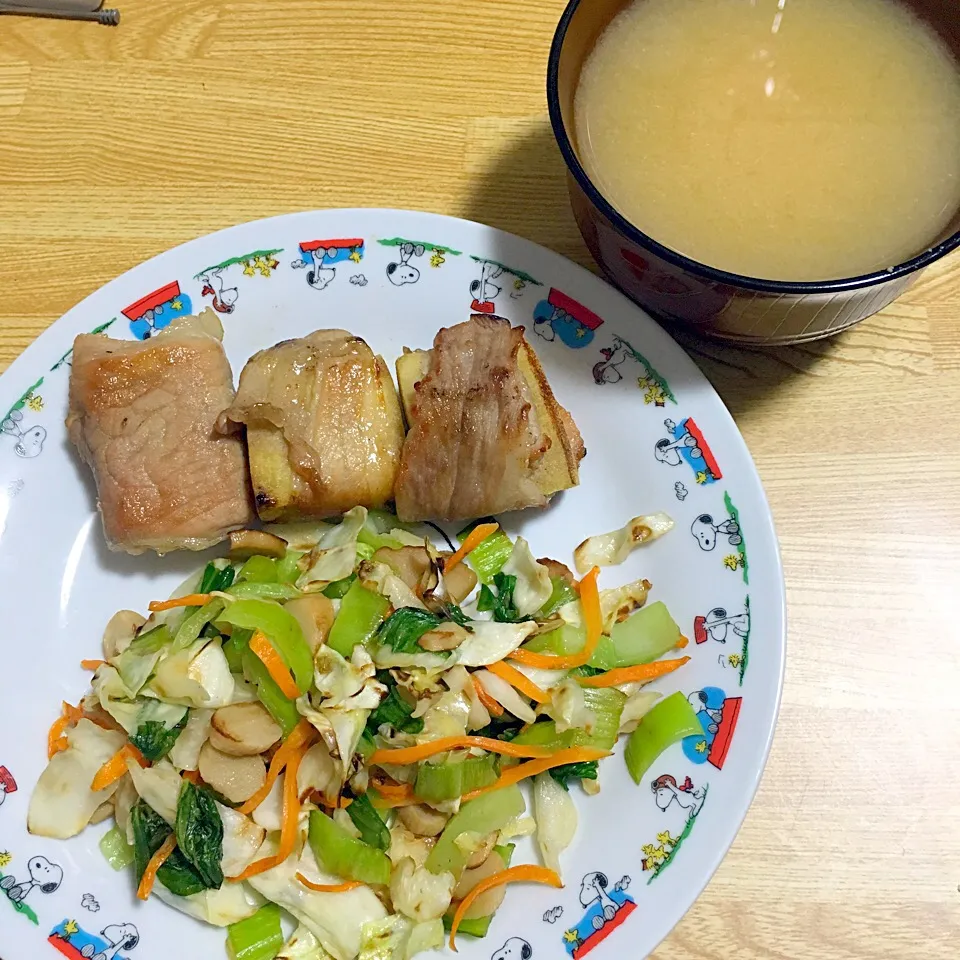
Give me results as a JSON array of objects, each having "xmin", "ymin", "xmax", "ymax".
[
  {"xmin": 219, "ymin": 330, "xmax": 405, "ymax": 521},
  {"xmin": 66, "ymin": 310, "xmax": 254, "ymax": 554},
  {"xmin": 394, "ymin": 316, "xmax": 561, "ymax": 522}
]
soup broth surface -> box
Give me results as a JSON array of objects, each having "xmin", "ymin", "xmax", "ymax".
[{"xmin": 574, "ymin": 0, "xmax": 960, "ymax": 281}]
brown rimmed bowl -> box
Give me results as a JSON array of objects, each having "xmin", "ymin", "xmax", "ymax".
[{"xmin": 547, "ymin": 0, "xmax": 960, "ymax": 345}]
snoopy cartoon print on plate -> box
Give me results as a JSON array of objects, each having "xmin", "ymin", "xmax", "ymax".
[
  {"xmin": 0, "ymin": 209, "xmax": 785, "ymax": 960},
  {"xmin": 591, "ymin": 334, "xmax": 676, "ymax": 406},
  {"xmin": 378, "ymin": 236, "xmax": 462, "ymax": 285},
  {"xmin": 562, "ymin": 873, "xmax": 637, "ymax": 959},
  {"xmin": 682, "ymin": 687, "xmax": 743, "ymax": 769},
  {"xmin": 0, "ymin": 764, "xmax": 18, "ymax": 808},
  {"xmin": 695, "ymin": 597, "xmax": 751, "ymax": 684},
  {"xmin": 123, "ymin": 283, "xmax": 192, "ymax": 340},
  {"xmin": 0, "ymin": 854, "xmax": 63, "ymax": 925},
  {"xmin": 194, "ymin": 248, "xmax": 282, "ymax": 314},
  {"xmin": 642, "ymin": 775, "xmax": 709, "ymax": 882},
  {"xmin": 691, "ymin": 492, "xmax": 749, "ymax": 582},
  {"xmin": 532, "ymin": 288, "xmax": 604, "ymax": 348},
  {"xmin": 292, "ymin": 238, "xmax": 365, "ymax": 290},
  {"xmin": 1, "ymin": 378, "xmax": 46, "ymax": 459},
  {"xmin": 48, "ymin": 919, "xmax": 139, "ymax": 960},
  {"xmin": 655, "ymin": 417, "xmax": 721, "ymax": 485},
  {"xmin": 469, "ymin": 256, "xmax": 542, "ymax": 313}
]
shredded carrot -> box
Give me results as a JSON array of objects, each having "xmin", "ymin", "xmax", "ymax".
[
  {"xmin": 485, "ymin": 661, "xmax": 551, "ymax": 704},
  {"xmin": 229, "ymin": 738, "xmax": 310, "ymax": 881},
  {"xmin": 80, "ymin": 659, "xmax": 107, "ymax": 671},
  {"xmin": 509, "ymin": 566, "xmax": 602, "ymax": 670},
  {"xmin": 676, "ymin": 635, "xmax": 689, "ymax": 649},
  {"xmin": 449, "ymin": 865, "xmax": 562, "ymax": 950},
  {"xmin": 249, "ymin": 630, "xmax": 300, "ymax": 700},
  {"xmin": 462, "ymin": 746, "xmax": 610, "ymax": 801},
  {"xmin": 47, "ymin": 701, "xmax": 84, "ymax": 759},
  {"xmin": 136, "ymin": 832, "xmax": 177, "ymax": 900},
  {"xmin": 148, "ymin": 593, "xmax": 213, "ymax": 612},
  {"xmin": 368, "ymin": 736, "xmax": 553, "ymax": 766},
  {"xmin": 91, "ymin": 744, "xmax": 147, "ymax": 793},
  {"xmin": 370, "ymin": 792, "xmax": 421, "ymax": 809},
  {"xmin": 316, "ymin": 794, "xmax": 353, "ymax": 810},
  {"xmin": 472, "ymin": 675, "xmax": 504, "ymax": 717},
  {"xmin": 181, "ymin": 769, "xmax": 202, "ymax": 784},
  {"xmin": 576, "ymin": 657, "xmax": 690, "ymax": 687},
  {"xmin": 444, "ymin": 522, "xmax": 500, "ymax": 572},
  {"xmin": 238, "ymin": 718, "xmax": 315, "ymax": 815},
  {"xmin": 295, "ymin": 873, "xmax": 363, "ymax": 893},
  {"xmin": 370, "ymin": 776, "xmax": 415, "ymax": 799}
]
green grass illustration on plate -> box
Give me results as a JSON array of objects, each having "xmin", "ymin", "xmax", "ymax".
[
  {"xmin": 645, "ymin": 783, "xmax": 709, "ymax": 883},
  {"xmin": 378, "ymin": 237, "xmax": 462, "ymax": 256},
  {"xmin": 0, "ymin": 872, "xmax": 39, "ymax": 925},
  {"xmin": 51, "ymin": 319, "xmax": 116, "ymax": 372},
  {"xmin": 723, "ymin": 491, "xmax": 748, "ymax": 584},
  {"xmin": 194, "ymin": 249, "xmax": 283, "ymax": 278},
  {"xmin": 469, "ymin": 255, "xmax": 542, "ymax": 286}
]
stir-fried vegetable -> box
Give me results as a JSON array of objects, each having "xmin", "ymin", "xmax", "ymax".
[
  {"xmin": 226, "ymin": 902, "xmax": 285, "ymax": 960},
  {"xmin": 328, "ymin": 580, "xmax": 391, "ymax": 656},
  {"xmin": 308, "ymin": 810, "xmax": 392, "ymax": 886},
  {"xmin": 624, "ymin": 691, "xmax": 705, "ymax": 783},
  {"xmin": 30, "ymin": 503, "xmax": 693, "ymax": 960}
]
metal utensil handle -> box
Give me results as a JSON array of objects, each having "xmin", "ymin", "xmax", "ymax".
[{"xmin": 0, "ymin": 4, "xmax": 119, "ymax": 21}]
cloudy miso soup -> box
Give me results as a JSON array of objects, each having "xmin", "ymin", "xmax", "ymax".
[{"xmin": 574, "ymin": 0, "xmax": 960, "ymax": 281}]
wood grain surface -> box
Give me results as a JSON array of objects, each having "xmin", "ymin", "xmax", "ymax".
[{"xmin": 1, "ymin": 2, "xmax": 958, "ymax": 957}]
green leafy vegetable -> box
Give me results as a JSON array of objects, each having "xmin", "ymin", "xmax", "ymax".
[
  {"xmin": 476, "ymin": 573, "xmax": 527, "ymax": 623},
  {"xmin": 223, "ymin": 627, "xmax": 253, "ymax": 674},
  {"xmin": 570, "ymin": 664, "xmax": 605, "ymax": 678},
  {"xmin": 130, "ymin": 800, "xmax": 207, "ymax": 898},
  {"xmin": 456, "ymin": 520, "xmax": 513, "ymax": 584},
  {"xmin": 357, "ymin": 727, "xmax": 377, "ymax": 761},
  {"xmin": 218, "ymin": 598, "xmax": 313, "ymax": 694},
  {"xmin": 99, "ymin": 826, "xmax": 135, "ymax": 871},
  {"xmin": 241, "ymin": 645, "xmax": 300, "ymax": 736},
  {"xmin": 548, "ymin": 760, "xmax": 599, "ymax": 790},
  {"xmin": 366, "ymin": 686, "xmax": 423, "ymax": 735},
  {"xmin": 226, "ymin": 903, "xmax": 284, "ymax": 960},
  {"xmin": 307, "ymin": 810, "xmax": 392, "ymax": 885},
  {"xmin": 198, "ymin": 561, "xmax": 237, "ymax": 595},
  {"xmin": 130, "ymin": 714, "xmax": 188, "ymax": 762},
  {"xmin": 539, "ymin": 576, "xmax": 578, "ymax": 618},
  {"xmin": 591, "ymin": 600, "xmax": 682, "ymax": 669},
  {"xmin": 226, "ymin": 582, "xmax": 302, "ymax": 601},
  {"xmin": 414, "ymin": 754, "xmax": 499, "ymax": 802},
  {"xmin": 345, "ymin": 792, "xmax": 390, "ymax": 851},
  {"xmin": 624, "ymin": 691, "xmax": 705, "ymax": 784},
  {"xmin": 237, "ymin": 555, "xmax": 280, "ymax": 584},
  {"xmin": 175, "ymin": 780, "xmax": 224, "ymax": 890},
  {"xmin": 438, "ymin": 602, "xmax": 473, "ymax": 629},
  {"xmin": 173, "ymin": 599, "xmax": 227, "ymax": 651},
  {"xmin": 512, "ymin": 687, "xmax": 625, "ymax": 752},
  {"xmin": 442, "ymin": 844, "xmax": 515, "ymax": 938},
  {"xmin": 323, "ymin": 574, "xmax": 356, "ymax": 599},
  {"xmin": 275, "ymin": 550, "xmax": 305, "ymax": 584},
  {"xmin": 376, "ymin": 607, "xmax": 443, "ymax": 654},
  {"xmin": 426, "ymin": 786, "xmax": 524, "ymax": 876},
  {"xmin": 327, "ymin": 579, "xmax": 391, "ymax": 656}
]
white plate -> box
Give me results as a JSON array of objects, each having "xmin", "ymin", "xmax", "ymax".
[{"xmin": 0, "ymin": 210, "xmax": 785, "ymax": 960}]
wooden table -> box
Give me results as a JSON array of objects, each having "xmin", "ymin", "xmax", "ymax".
[{"xmin": 1, "ymin": 3, "xmax": 958, "ymax": 957}]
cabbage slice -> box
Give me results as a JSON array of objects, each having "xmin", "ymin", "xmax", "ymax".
[
  {"xmin": 574, "ymin": 513, "xmax": 674, "ymax": 573},
  {"xmin": 28, "ymin": 719, "xmax": 127, "ymax": 839}
]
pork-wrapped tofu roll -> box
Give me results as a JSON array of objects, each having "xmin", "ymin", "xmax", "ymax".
[
  {"xmin": 394, "ymin": 315, "xmax": 585, "ymax": 522},
  {"xmin": 220, "ymin": 330, "xmax": 405, "ymax": 521},
  {"xmin": 67, "ymin": 310, "xmax": 254, "ymax": 554}
]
